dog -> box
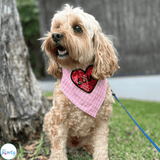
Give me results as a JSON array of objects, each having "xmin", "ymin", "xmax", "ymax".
[{"xmin": 41, "ymin": 4, "xmax": 119, "ymax": 160}]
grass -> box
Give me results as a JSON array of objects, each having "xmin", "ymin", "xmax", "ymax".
[
  {"xmin": 43, "ymin": 91, "xmax": 53, "ymax": 98},
  {"xmin": 15, "ymin": 132, "xmax": 49, "ymax": 160},
  {"xmin": 109, "ymin": 99, "xmax": 160, "ymax": 159},
  {"xmin": 16, "ymin": 143, "xmax": 24, "ymax": 160},
  {"xmin": 33, "ymin": 132, "xmax": 45, "ymax": 159},
  {"xmin": 15, "ymin": 91, "xmax": 160, "ymax": 159}
]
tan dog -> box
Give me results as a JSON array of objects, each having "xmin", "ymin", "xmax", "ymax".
[{"xmin": 41, "ymin": 4, "xmax": 118, "ymax": 160}]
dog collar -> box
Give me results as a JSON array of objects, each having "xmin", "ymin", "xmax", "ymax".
[{"xmin": 60, "ymin": 65, "xmax": 107, "ymax": 118}]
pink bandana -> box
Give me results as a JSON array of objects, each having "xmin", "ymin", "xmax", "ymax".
[{"xmin": 60, "ymin": 66, "xmax": 107, "ymax": 118}]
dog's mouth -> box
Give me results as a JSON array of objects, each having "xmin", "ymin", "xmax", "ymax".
[{"xmin": 56, "ymin": 45, "xmax": 69, "ymax": 59}]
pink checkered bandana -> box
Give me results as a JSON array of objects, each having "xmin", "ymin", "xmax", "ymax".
[{"xmin": 60, "ymin": 67, "xmax": 107, "ymax": 118}]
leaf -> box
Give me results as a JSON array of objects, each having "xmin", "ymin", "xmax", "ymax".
[
  {"xmin": 33, "ymin": 155, "xmax": 48, "ymax": 160},
  {"xmin": 135, "ymin": 126, "xmax": 138, "ymax": 132},
  {"xmin": 24, "ymin": 141, "xmax": 39, "ymax": 151}
]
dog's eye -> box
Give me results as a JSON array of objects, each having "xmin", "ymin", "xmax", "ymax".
[{"xmin": 73, "ymin": 25, "xmax": 83, "ymax": 33}]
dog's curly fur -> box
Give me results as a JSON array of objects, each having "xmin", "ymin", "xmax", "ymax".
[{"xmin": 41, "ymin": 4, "xmax": 119, "ymax": 160}]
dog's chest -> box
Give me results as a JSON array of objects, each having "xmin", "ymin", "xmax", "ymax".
[{"xmin": 66, "ymin": 104, "xmax": 96, "ymax": 137}]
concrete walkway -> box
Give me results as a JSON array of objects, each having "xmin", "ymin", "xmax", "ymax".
[
  {"xmin": 38, "ymin": 75, "xmax": 160, "ymax": 102},
  {"xmin": 108, "ymin": 75, "xmax": 160, "ymax": 102}
]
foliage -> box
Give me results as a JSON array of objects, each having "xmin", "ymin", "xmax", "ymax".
[
  {"xmin": 16, "ymin": 0, "xmax": 44, "ymax": 78},
  {"xmin": 16, "ymin": 0, "xmax": 39, "ymax": 44},
  {"xmin": 16, "ymin": 0, "xmax": 37, "ymax": 6}
]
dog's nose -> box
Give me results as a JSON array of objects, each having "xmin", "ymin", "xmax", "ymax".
[{"xmin": 52, "ymin": 33, "xmax": 63, "ymax": 42}]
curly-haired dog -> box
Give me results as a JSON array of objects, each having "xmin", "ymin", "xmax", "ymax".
[{"xmin": 41, "ymin": 4, "xmax": 119, "ymax": 160}]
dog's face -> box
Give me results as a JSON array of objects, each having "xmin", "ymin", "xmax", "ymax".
[{"xmin": 41, "ymin": 4, "xmax": 119, "ymax": 80}]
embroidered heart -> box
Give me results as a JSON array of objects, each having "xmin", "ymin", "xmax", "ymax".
[{"xmin": 71, "ymin": 65, "xmax": 98, "ymax": 93}]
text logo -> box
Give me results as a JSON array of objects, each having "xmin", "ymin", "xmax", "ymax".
[{"xmin": 1, "ymin": 143, "xmax": 17, "ymax": 159}]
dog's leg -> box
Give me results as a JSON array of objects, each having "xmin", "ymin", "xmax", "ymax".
[
  {"xmin": 43, "ymin": 110, "xmax": 68, "ymax": 160},
  {"xmin": 92, "ymin": 120, "xmax": 109, "ymax": 160},
  {"xmin": 83, "ymin": 135, "xmax": 94, "ymax": 155}
]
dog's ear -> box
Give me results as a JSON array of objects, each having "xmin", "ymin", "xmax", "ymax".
[
  {"xmin": 40, "ymin": 33, "xmax": 62, "ymax": 79},
  {"xmin": 48, "ymin": 59, "xmax": 62, "ymax": 79},
  {"xmin": 92, "ymin": 30, "xmax": 119, "ymax": 80}
]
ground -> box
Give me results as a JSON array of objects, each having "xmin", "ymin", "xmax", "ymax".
[{"xmin": 10, "ymin": 123, "xmax": 90, "ymax": 160}]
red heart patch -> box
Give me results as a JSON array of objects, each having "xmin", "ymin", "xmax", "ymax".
[{"xmin": 71, "ymin": 65, "xmax": 98, "ymax": 93}]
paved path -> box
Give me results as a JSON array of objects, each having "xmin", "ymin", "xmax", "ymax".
[
  {"xmin": 38, "ymin": 75, "xmax": 160, "ymax": 102},
  {"xmin": 108, "ymin": 75, "xmax": 160, "ymax": 102}
]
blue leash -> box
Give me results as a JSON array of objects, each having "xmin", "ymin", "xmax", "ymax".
[{"xmin": 112, "ymin": 92, "xmax": 160, "ymax": 152}]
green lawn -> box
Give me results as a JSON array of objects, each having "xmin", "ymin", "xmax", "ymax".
[
  {"xmin": 109, "ymin": 99, "xmax": 160, "ymax": 159},
  {"xmin": 43, "ymin": 91, "xmax": 53, "ymax": 97},
  {"xmin": 16, "ymin": 92, "xmax": 160, "ymax": 159}
]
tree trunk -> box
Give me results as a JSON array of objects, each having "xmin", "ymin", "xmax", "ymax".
[{"xmin": 0, "ymin": 0, "xmax": 51, "ymax": 147}]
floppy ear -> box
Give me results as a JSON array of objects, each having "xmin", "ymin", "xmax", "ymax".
[
  {"xmin": 92, "ymin": 31, "xmax": 119, "ymax": 80},
  {"xmin": 40, "ymin": 33, "xmax": 62, "ymax": 79},
  {"xmin": 47, "ymin": 59, "xmax": 62, "ymax": 79}
]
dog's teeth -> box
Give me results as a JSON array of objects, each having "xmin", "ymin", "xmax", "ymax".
[{"xmin": 58, "ymin": 50, "xmax": 67, "ymax": 55}]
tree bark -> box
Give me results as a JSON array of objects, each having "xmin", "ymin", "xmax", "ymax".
[{"xmin": 0, "ymin": 0, "xmax": 51, "ymax": 146}]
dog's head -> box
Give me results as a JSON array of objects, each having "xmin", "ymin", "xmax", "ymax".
[{"xmin": 41, "ymin": 4, "xmax": 119, "ymax": 80}]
